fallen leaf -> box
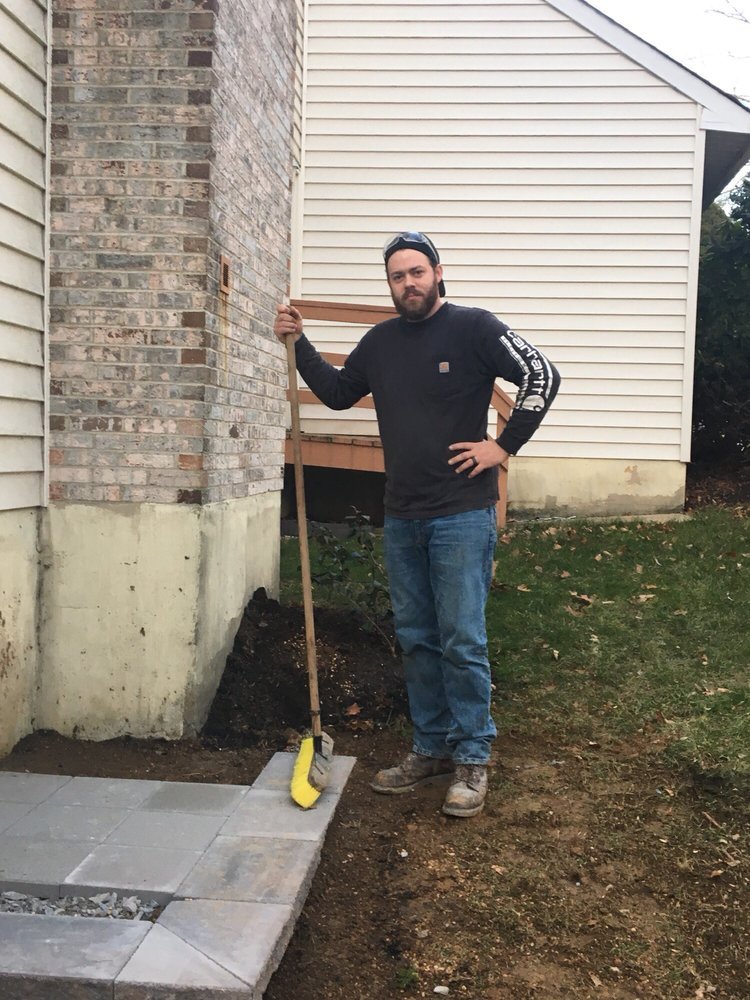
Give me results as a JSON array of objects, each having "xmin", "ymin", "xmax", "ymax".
[
  {"xmin": 569, "ymin": 591, "xmax": 593, "ymax": 605},
  {"xmin": 589, "ymin": 973, "xmax": 603, "ymax": 988},
  {"xmin": 595, "ymin": 553, "xmax": 603, "ymax": 562},
  {"xmin": 635, "ymin": 564, "xmax": 643, "ymax": 574},
  {"xmin": 673, "ymin": 609, "xmax": 688, "ymax": 616},
  {"xmin": 552, "ymin": 649, "xmax": 560, "ymax": 660},
  {"xmin": 637, "ymin": 594, "xmax": 656, "ymax": 602},
  {"xmin": 491, "ymin": 864, "xmax": 508, "ymax": 876},
  {"xmin": 344, "ymin": 703, "xmax": 361, "ymax": 717},
  {"xmin": 710, "ymin": 869, "xmax": 724, "ymax": 878},
  {"xmin": 560, "ymin": 570, "xmax": 571, "ymax": 579},
  {"xmin": 517, "ymin": 583, "xmax": 532, "ymax": 592}
]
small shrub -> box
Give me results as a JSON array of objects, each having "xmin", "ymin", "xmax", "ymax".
[{"xmin": 311, "ymin": 509, "xmax": 396, "ymax": 655}]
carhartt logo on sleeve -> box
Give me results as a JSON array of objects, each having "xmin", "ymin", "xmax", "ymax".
[{"xmin": 438, "ymin": 361, "xmax": 450, "ymax": 374}]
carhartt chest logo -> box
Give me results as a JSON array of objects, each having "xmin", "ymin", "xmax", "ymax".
[{"xmin": 438, "ymin": 361, "xmax": 450, "ymax": 374}]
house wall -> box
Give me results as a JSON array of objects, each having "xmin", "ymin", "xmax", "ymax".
[
  {"xmin": 0, "ymin": 0, "xmax": 48, "ymax": 514},
  {"xmin": 0, "ymin": 0, "xmax": 49, "ymax": 754},
  {"xmin": 0, "ymin": 510, "xmax": 40, "ymax": 756},
  {"xmin": 35, "ymin": 0, "xmax": 296, "ymax": 740},
  {"xmin": 292, "ymin": 0, "xmax": 705, "ymax": 515},
  {"xmin": 203, "ymin": 0, "xmax": 294, "ymax": 505},
  {"xmin": 36, "ymin": 493, "xmax": 279, "ymax": 739}
]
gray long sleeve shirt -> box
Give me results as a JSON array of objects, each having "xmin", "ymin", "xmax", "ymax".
[{"xmin": 294, "ymin": 302, "xmax": 560, "ymax": 519}]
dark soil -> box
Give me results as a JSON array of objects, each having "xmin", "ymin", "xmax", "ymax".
[
  {"xmin": 2, "ymin": 467, "xmax": 748, "ymax": 999},
  {"xmin": 686, "ymin": 461, "xmax": 750, "ymax": 509},
  {"xmin": 201, "ymin": 587, "xmax": 407, "ymax": 750}
]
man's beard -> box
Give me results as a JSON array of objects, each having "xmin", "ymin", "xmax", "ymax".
[{"xmin": 391, "ymin": 278, "xmax": 440, "ymax": 321}]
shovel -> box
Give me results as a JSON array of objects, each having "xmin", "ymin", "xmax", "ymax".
[{"xmin": 285, "ymin": 330, "xmax": 334, "ymax": 808}]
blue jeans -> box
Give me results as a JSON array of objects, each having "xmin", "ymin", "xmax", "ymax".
[{"xmin": 383, "ymin": 506, "xmax": 497, "ymax": 765}]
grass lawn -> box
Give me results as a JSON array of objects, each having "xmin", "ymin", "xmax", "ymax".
[{"xmin": 489, "ymin": 509, "xmax": 749, "ymax": 785}]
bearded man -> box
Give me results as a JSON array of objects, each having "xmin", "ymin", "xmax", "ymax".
[{"xmin": 275, "ymin": 232, "xmax": 560, "ymax": 817}]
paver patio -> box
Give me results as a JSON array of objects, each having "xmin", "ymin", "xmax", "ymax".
[{"xmin": 0, "ymin": 753, "xmax": 355, "ymax": 998}]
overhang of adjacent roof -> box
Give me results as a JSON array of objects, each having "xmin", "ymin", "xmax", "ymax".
[{"xmin": 547, "ymin": 0, "xmax": 750, "ymax": 205}]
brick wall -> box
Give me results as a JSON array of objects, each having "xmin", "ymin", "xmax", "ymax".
[
  {"xmin": 204, "ymin": 0, "xmax": 295, "ymax": 502},
  {"xmin": 49, "ymin": 0, "xmax": 296, "ymax": 504}
]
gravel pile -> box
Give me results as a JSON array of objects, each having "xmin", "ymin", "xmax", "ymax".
[{"xmin": 0, "ymin": 890, "xmax": 161, "ymax": 921}]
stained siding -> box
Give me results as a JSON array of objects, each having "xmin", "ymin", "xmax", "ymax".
[
  {"xmin": 0, "ymin": 0, "xmax": 47, "ymax": 509},
  {"xmin": 294, "ymin": 0, "xmax": 701, "ymax": 460}
]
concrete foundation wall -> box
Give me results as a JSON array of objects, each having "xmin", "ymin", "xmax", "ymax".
[
  {"xmin": 508, "ymin": 458, "xmax": 686, "ymax": 519},
  {"xmin": 279, "ymin": 458, "xmax": 686, "ymax": 526},
  {"xmin": 0, "ymin": 510, "xmax": 40, "ymax": 756},
  {"xmin": 36, "ymin": 494, "xmax": 279, "ymax": 741}
]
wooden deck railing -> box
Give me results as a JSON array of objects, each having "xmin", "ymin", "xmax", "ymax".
[{"xmin": 285, "ymin": 298, "xmax": 513, "ymax": 527}]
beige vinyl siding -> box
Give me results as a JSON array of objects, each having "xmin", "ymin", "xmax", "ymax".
[
  {"xmin": 294, "ymin": 0, "xmax": 701, "ymax": 461},
  {"xmin": 0, "ymin": 0, "xmax": 48, "ymax": 510},
  {"xmin": 292, "ymin": 0, "xmax": 305, "ymax": 167}
]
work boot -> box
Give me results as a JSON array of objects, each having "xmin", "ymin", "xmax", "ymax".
[
  {"xmin": 442, "ymin": 764, "xmax": 488, "ymax": 818},
  {"xmin": 370, "ymin": 751, "xmax": 454, "ymax": 795}
]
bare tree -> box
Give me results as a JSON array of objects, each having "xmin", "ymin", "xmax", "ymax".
[{"xmin": 711, "ymin": 1, "xmax": 749, "ymax": 24}]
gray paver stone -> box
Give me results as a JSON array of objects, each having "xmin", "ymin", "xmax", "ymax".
[
  {"xmin": 250, "ymin": 752, "xmax": 355, "ymax": 794},
  {"xmin": 64, "ymin": 844, "xmax": 203, "ymax": 904},
  {"xmin": 0, "ymin": 837, "xmax": 94, "ymax": 897},
  {"xmin": 220, "ymin": 788, "xmax": 337, "ymax": 841},
  {"xmin": 106, "ymin": 810, "xmax": 226, "ymax": 851},
  {"xmin": 0, "ymin": 913, "xmax": 149, "ymax": 987},
  {"xmin": 0, "ymin": 772, "xmax": 72, "ymax": 805},
  {"xmin": 140, "ymin": 783, "xmax": 248, "ymax": 816},
  {"xmin": 158, "ymin": 899, "xmax": 295, "ymax": 993},
  {"xmin": 0, "ymin": 801, "xmax": 35, "ymax": 834},
  {"xmin": 0, "ymin": 977, "xmax": 111, "ymax": 999},
  {"xmin": 177, "ymin": 836, "xmax": 320, "ymax": 911},
  {"xmin": 3, "ymin": 802, "xmax": 131, "ymax": 843},
  {"xmin": 46, "ymin": 776, "xmax": 164, "ymax": 810},
  {"xmin": 115, "ymin": 923, "xmax": 251, "ymax": 999}
]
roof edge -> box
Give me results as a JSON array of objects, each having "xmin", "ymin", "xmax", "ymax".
[{"xmin": 545, "ymin": 0, "xmax": 750, "ymax": 135}]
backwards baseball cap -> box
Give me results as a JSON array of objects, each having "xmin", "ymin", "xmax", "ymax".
[{"xmin": 383, "ymin": 231, "xmax": 446, "ymax": 297}]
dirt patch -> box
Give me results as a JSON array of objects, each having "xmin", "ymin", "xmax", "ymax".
[{"xmin": 202, "ymin": 588, "xmax": 406, "ymax": 750}]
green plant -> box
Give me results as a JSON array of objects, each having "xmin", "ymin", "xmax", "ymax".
[
  {"xmin": 394, "ymin": 965, "xmax": 420, "ymax": 990},
  {"xmin": 311, "ymin": 509, "xmax": 396, "ymax": 655}
]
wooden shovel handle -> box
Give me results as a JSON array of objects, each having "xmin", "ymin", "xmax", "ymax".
[{"xmin": 285, "ymin": 334, "xmax": 322, "ymax": 739}]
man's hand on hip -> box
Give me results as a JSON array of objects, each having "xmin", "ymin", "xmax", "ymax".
[{"xmin": 448, "ymin": 439, "xmax": 509, "ymax": 478}]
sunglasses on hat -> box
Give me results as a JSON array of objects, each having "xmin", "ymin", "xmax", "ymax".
[
  {"xmin": 383, "ymin": 231, "xmax": 440, "ymax": 265},
  {"xmin": 383, "ymin": 231, "xmax": 446, "ymax": 297}
]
